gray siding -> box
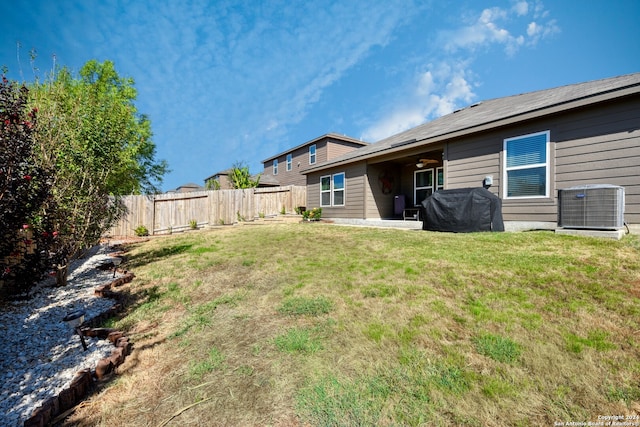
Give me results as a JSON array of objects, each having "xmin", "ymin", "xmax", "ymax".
[
  {"xmin": 307, "ymin": 162, "xmax": 366, "ymax": 218},
  {"xmin": 327, "ymin": 139, "xmax": 366, "ymax": 159},
  {"xmin": 554, "ymin": 97, "xmax": 640, "ymax": 223},
  {"xmin": 262, "ymin": 142, "xmax": 326, "ymax": 187},
  {"xmin": 263, "ymin": 138, "xmax": 366, "ymax": 187},
  {"xmin": 365, "ymin": 163, "xmax": 402, "ymax": 219},
  {"xmin": 445, "ymin": 95, "xmax": 640, "ymax": 223},
  {"xmin": 446, "ymin": 135, "xmax": 501, "ymax": 190}
]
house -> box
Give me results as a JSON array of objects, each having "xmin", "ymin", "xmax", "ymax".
[
  {"xmin": 302, "ymin": 73, "xmax": 640, "ymax": 231},
  {"xmin": 204, "ymin": 169, "xmax": 234, "ymax": 190},
  {"xmin": 261, "ymin": 133, "xmax": 369, "ymax": 187},
  {"xmin": 204, "ymin": 168, "xmax": 284, "ymax": 189},
  {"xmin": 168, "ymin": 182, "xmax": 205, "ymax": 193}
]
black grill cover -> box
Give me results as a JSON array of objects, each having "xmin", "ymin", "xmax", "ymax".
[{"xmin": 421, "ymin": 188, "xmax": 504, "ymax": 232}]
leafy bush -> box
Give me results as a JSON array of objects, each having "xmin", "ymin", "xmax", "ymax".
[
  {"xmin": 134, "ymin": 225, "xmax": 149, "ymax": 237},
  {"xmin": 228, "ymin": 161, "xmax": 260, "ymax": 189},
  {"xmin": 29, "ymin": 59, "xmax": 167, "ymax": 285},
  {"xmin": 0, "ymin": 76, "xmax": 54, "ymax": 297},
  {"xmin": 302, "ymin": 207, "xmax": 322, "ymax": 221}
]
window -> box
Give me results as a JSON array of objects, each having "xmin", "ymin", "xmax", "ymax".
[
  {"xmin": 309, "ymin": 144, "xmax": 316, "ymax": 164},
  {"xmin": 436, "ymin": 167, "xmax": 444, "ymax": 191},
  {"xmin": 320, "ymin": 172, "xmax": 345, "ymax": 207},
  {"xmin": 504, "ymin": 131, "xmax": 549, "ymax": 198},
  {"xmin": 273, "ymin": 159, "xmax": 278, "ymax": 175},
  {"xmin": 414, "ymin": 169, "xmax": 434, "ymax": 205},
  {"xmin": 286, "ymin": 154, "xmax": 292, "ymax": 171},
  {"xmin": 333, "ymin": 173, "xmax": 345, "ymax": 206},
  {"xmin": 321, "ymin": 176, "xmax": 331, "ymax": 206}
]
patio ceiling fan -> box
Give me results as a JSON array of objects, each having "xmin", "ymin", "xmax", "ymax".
[{"xmin": 407, "ymin": 158, "xmax": 439, "ymax": 168}]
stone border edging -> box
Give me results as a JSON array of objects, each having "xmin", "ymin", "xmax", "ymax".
[{"xmin": 24, "ymin": 270, "xmax": 135, "ymax": 427}]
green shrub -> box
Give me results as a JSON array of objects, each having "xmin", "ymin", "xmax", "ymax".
[
  {"xmin": 134, "ymin": 225, "xmax": 149, "ymax": 236},
  {"xmin": 302, "ymin": 207, "xmax": 322, "ymax": 221}
]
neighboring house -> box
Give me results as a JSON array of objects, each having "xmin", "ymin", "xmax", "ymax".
[
  {"xmin": 204, "ymin": 168, "xmax": 270, "ymax": 189},
  {"xmin": 261, "ymin": 133, "xmax": 369, "ymax": 187},
  {"xmin": 204, "ymin": 169, "xmax": 234, "ymax": 190},
  {"xmin": 168, "ymin": 182, "xmax": 205, "ymax": 193},
  {"xmin": 302, "ymin": 73, "xmax": 640, "ymax": 230}
]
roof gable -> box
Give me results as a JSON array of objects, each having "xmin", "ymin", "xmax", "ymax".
[{"xmin": 261, "ymin": 133, "xmax": 368, "ymax": 163}]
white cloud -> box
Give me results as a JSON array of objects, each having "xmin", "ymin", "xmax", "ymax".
[
  {"xmin": 513, "ymin": 1, "xmax": 529, "ymax": 16},
  {"xmin": 171, "ymin": 1, "xmax": 416, "ymax": 146},
  {"xmin": 439, "ymin": 1, "xmax": 559, "ymax": 56},
  {"xmin": 76, "ymin": 0, "xmax": 416, "ymax": 178},
  {"xmin": 526, "ymin": 19, "xmax": 560, "ymax": 45},
  {"xmin": 362, "ymin": 63, "xmax": 475, "ymax": 142},
  {"xmin": 361, "ymin": 1, "xmax": 560, "ymax": 143}
]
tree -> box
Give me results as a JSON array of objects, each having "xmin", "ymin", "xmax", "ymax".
[
  {"xmin": 29, "ymin": 60, "xmax": 168, "ymax": 285},
  {"xmin": 205, "ymin": 178, "xmax": 221, "ymax": 190},
  {"xmin": 228, "ymin": 161, "xmax": 260, "ymax": 189},
  {"xmin": 0, "ymin": 76, "xmax": 53, "ymax": 297}
]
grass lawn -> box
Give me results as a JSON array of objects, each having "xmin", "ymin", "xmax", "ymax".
[{"xmin": 69, "ymin": 223, "xmax": 640, "ymax": 426}]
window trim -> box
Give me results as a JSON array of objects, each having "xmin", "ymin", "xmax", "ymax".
[
  {"xmin": 273, "ymin": 159, "xmax": 278, "ymax": 175},
  {"xmin": 502, "ymin": 130, "xmax": 550, "ymax": 199},
  {"xmin": 436, "ymin": 167, "xmax": 444, "ymax": 191},
  {"xmin": 320, "ymin": 172, "xmax": 345, "ymax": 207},
  {"xmin": 332, "ymin": 172, "xmax": 345, "ymax": 207},
  {"xmin": 320, "ymin": 175, "xmax": 331, "ymax": 207},
  {"xmin": 286, "ymin": 154, "xmax": 292, "ymax": 171},
  {"xmin": 309, "ymin": 144, "xmax": 316, "ymax": 165},
  {"xmin": 414, "ymin": 168, "xmax": 434, "ymax": 205}
]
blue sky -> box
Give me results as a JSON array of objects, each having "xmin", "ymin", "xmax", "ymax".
[{"xmin": 2, "ymin": 1, "xmax": 639, "ymax": 192}]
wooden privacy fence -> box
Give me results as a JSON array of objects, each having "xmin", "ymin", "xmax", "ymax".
[{"xmin": 107, "ymin": 185, "xmax": 307, "ymax": 236}]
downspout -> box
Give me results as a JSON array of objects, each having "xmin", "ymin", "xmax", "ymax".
[
  {"xmin": 363, "ymin": 162, "xmax": 368, "ymax": 220},
  {"xmin": 443, "ymin": 144, "xmax": 448, "ymax": 190}
]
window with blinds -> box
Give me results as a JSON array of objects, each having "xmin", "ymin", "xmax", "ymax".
[{"xmin": 504, "ymin": 131, "xmax": 549, "ymax": 198}]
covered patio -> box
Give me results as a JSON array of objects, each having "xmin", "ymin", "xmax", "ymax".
[{"xmin": 365, "ymin": 147, "xmax": 445, "ymax": 221}]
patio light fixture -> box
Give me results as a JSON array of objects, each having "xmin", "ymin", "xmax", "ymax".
[
  {"xmin": 112, "ymin": 257, "xmax": 122, "ymax": 278},
  {"xmin": 63, "ymin": 310, "xmax": 88, "ymax": 351}
]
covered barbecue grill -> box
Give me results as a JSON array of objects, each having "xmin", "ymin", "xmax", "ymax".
[{"xmin": 421, "ymin": 187, "xmax": 504, "ymax": 232}]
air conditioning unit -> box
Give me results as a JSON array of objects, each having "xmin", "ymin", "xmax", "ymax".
[{"xmin": 558, "ymin": 184, "xmax": 625, "ymax": 230}]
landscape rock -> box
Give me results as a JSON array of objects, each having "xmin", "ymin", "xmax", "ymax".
[{"xmin": 0, "ymin": 244, "xmax": 130, "ymax": 426}]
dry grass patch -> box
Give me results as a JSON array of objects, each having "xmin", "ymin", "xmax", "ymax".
[{"xmin": 65, "ymin": 224, "xmax": 640, "ymax": 426}]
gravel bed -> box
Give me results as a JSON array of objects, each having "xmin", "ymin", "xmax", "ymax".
[{"xmin": 0, "ymin": 244, "xmax": 123, "ymax": 426}]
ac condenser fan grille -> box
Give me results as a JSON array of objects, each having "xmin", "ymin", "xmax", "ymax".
[{"xmin": 558, "ymin": 185, "xmax": 624, "ymax": 230}]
